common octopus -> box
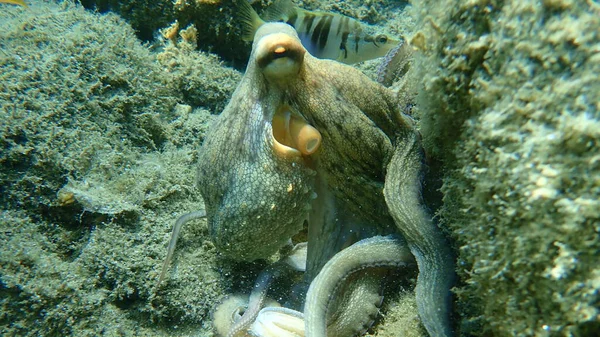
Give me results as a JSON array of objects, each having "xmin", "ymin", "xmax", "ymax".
[{"xmin": 173, "ymin": 22, "xmax": 454, "ymax": 337}]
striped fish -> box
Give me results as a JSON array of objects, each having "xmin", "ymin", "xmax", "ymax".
[{"xmin": 237, "ymin": 0, "xmax": 399, "ymax": 64}]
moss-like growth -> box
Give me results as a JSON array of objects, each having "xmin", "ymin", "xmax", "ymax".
[
  {"xmin": 78, "ymin": 0, "xmax": 409, "ymax": 67},
  {"xmin": 0, "ymin": 2, "xmax": 240, "ymax": 336},
  {"xmin": 157, "ymin": 40, "xmax": 241, "ymax": 113},
  {"xmin": 78, "ymin": 0, "xmax": 176, "ymax": 41},
  {"xmin": 410, "ymin": 0, "xmax": 600, "ymax": 335}
]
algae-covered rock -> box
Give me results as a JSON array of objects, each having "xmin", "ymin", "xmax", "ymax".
[
  {"xmin": 79, "ymin": 0, "xmax": 410, "ymax": 67},
  {"xmin": 410, "ymin": 0, "xmax": 600, "ymax": 335},
  {"xmin": 157, "ymin": 40, "xmax": 241, "ymax": 113},
  {"xmin": 79, "ymin": 0, "xmax": 176, "ymax": 41},
  {"xmin": 0, "ymin": 2, "xmax": 240, "ymax": 336}
]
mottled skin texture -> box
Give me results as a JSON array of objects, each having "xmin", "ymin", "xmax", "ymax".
[{"xmin": 197, "ymin": 23, "xmax": 454, "ymax": 337}]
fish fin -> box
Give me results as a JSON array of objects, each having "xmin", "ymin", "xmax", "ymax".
[
  {"xmin": 235, "ymin": 0, "xmax": 265, "ymax": 42},
  {"xmin": 1, "ymin": 0, "xmax": 28, "ymax": 7},
  {"xmin": 263, "ymin": 0, "xmax": 296, "ymax": 22}
]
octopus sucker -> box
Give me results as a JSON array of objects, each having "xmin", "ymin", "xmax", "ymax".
[
  {"xmin": 304, "ymin": 235, "xmax": 415, "ymax": 337},
  {"xmin": 251, "ymin": 307, "xmax": 305, "ymax": 337},
  {"xmin": 213, "ymin": 294, "xmax": 282, "ymax": 337},
  {"xmin": 225, "ymin": 243, "xmax": 307, "ymax": 337}
]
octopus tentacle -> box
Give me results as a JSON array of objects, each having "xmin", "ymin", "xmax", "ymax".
[
  {"xmin": 226, "ymin": 264, "xmax": 283, "ymax": 337},
  {"xmin": 157, "ymin": 210, "xmax": 206, "ymax": 287},
  {"xmin": 325, "ymin": 272, "xmax": 384, "ymax": 337},
  {"xmin": 214, "ymin": 294, "xmax": 282, "ymax": 337},
  {"xmin": 227, "ymin": 243, "xmax": 307, "ymax": 337},
  {"xmin": 250, "ymin": 307, "xmax": 305, "ymax": 337},
  {"xmin": 304, "ymin": 235, "xmax": 415, "ymax": 337},
  {"xmin": 376, "ymin": 38, "xmax": 412, "ymax": 87},
  {"xmin": 383, "ymin": 130, "xmax": 455, "ymax": 337}
]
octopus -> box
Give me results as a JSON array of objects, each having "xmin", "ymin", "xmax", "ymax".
[{"xmin": 164, "ymin": 22, "xmax": 455, "ymax": 337}]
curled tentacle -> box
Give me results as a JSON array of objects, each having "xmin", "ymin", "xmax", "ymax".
[
  {"xmin": 157, "ymin": 210, "xmax": 206, "ymax": 287},
  {"xmin": 227, "ymin": 243, "xmax": 307, "ymax": 337},
  {"xmin": 377, "ymin": 38, "xmax": 413, "ymax": 87},
  {"xmin": 304, "ymin": 235, "xmax": 415, "ymax": 337},
  {"xmin": 250, "ymin": 307, "xmax": 305, "ymax": 337}
]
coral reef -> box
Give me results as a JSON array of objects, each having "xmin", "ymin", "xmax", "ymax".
[{"xmin": 410, "ymin": 0, "xmax": 600, "ymax": 335}]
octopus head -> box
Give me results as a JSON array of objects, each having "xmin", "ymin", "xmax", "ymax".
[{"xmin": 253, "ymin": 23, "xmax": 306, "ymax": 83}]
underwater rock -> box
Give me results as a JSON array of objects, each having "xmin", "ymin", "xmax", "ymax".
[
  {"xmin": 411, "ymin": 0, "xmax": 600, "ymax": 335},
  {"xmin": 78, "ymin": 0, "xmax": 176, "ymax": 42}
]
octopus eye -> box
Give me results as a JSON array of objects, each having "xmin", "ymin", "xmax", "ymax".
[
  {"xmin": 256, "ymin": 33, "xmax": 306, "ymax": 81},
  {"xmin": 375, "ymin": 34, "xmax": 388, "ymax": 45},
  {"xmin": 272, "ymin": 46, "xmax": 292, "ymax": 59}
]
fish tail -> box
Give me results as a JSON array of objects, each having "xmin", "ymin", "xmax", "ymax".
[{"xmin": 235, "ymin": 0, "xmax": 264, "ymax": 41}]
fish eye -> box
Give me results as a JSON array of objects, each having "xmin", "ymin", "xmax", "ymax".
[{"xmin": 376, "ymin": 35, "xmax": 388, "ymax": 44}]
